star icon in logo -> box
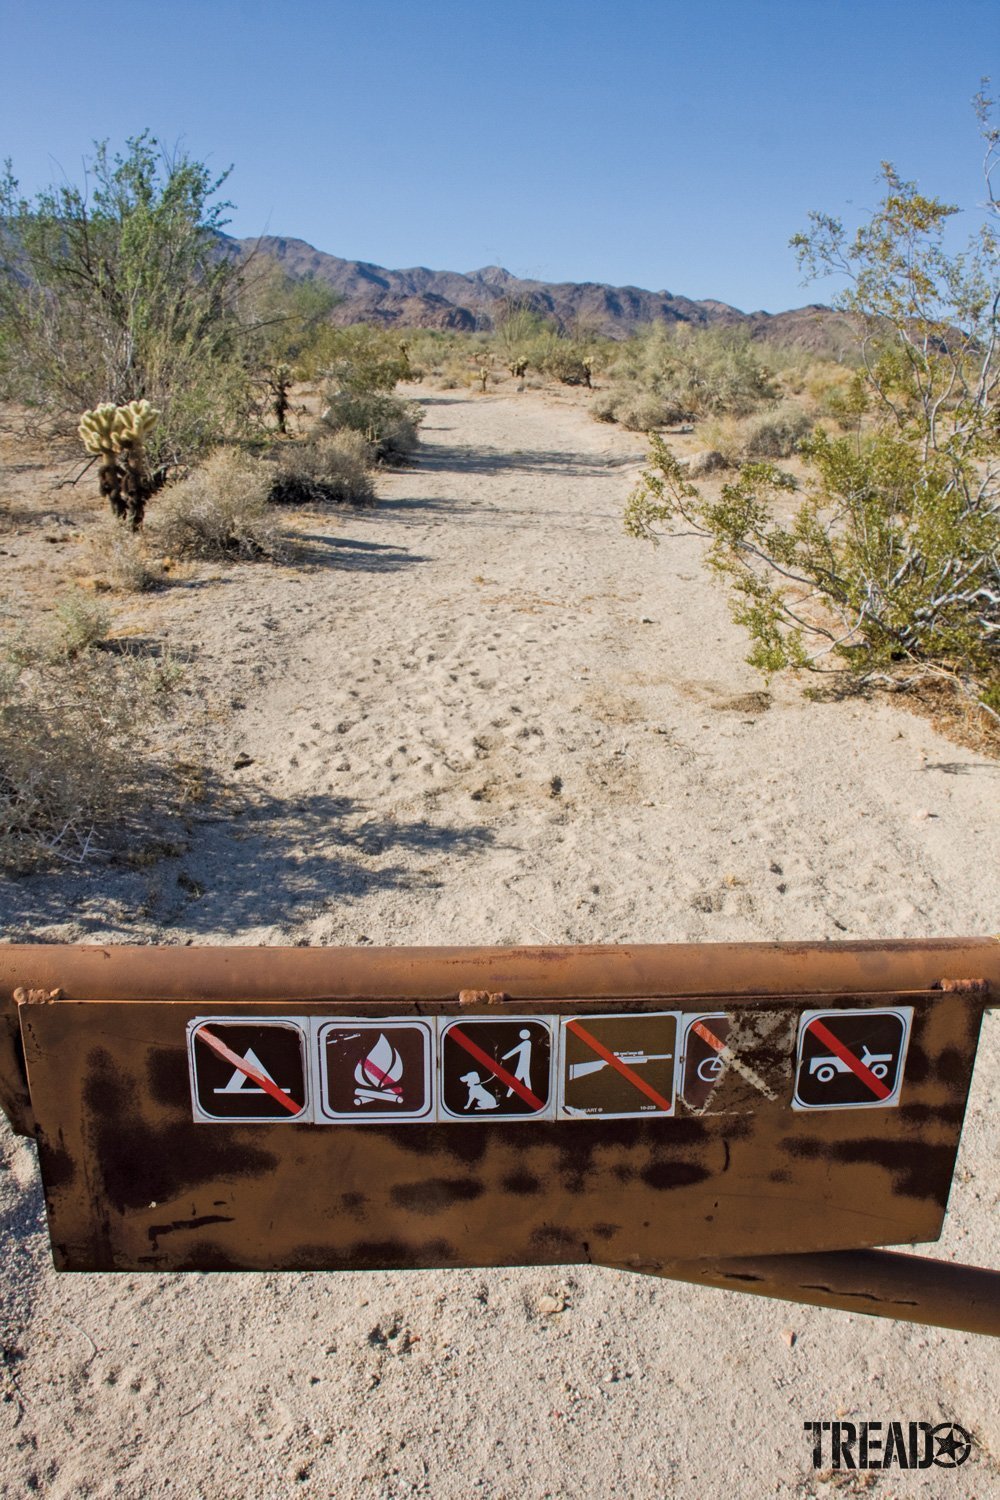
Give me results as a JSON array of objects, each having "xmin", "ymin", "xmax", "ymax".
[{"xmin": 931, "ymin": 1423, "xmax": 972, "ymax": 1467}]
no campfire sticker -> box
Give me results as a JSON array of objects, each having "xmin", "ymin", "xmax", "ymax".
[{"xmin": 318, "ymin": 1020, "xmax": 433, "ymax": 1121}]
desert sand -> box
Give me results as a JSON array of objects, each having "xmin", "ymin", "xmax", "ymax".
[{"xmin": 1, "ymin": 386, "xmax": 998, "ymax": 1497}]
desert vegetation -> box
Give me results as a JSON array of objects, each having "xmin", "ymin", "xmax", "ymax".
[
  {"xmin": 626, "ymin": 97, "xmax": 1000, "ymax": 727},
  {"xmin": 0, "ymin": 137, "xmax": 429, "ymax": 869},
  {"xmin": 3, "ymin": 106, "xmax": 997, "ymax": 876}
]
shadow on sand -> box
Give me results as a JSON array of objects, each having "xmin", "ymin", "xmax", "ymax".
[{"xmin": 0, "ymin": 777, "xmax": 497, "ymax": 939}]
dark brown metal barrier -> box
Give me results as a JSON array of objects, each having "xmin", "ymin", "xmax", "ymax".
[{"xmin": 1, "ymin": 941, "xmax": 996, "ymax": 1336}]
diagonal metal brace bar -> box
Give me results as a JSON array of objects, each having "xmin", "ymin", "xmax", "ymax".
[{"xmin": 601, "ymin": 1249, "xmax": 1000, "ymax": 1337}]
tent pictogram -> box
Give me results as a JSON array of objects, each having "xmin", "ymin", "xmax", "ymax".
[
  {"xmin": 681, "ymin": 1014, "xmax": 732, "ymax": 1108},
  {"xmin": 560, "ymin": 1013, "xmax": 678, "ymax": 1118},
  {"xmin": 189, "ymin": 1019, "xmax": 307, "ymax": 1122},
  {"xmin": 793, "ymin": 1007, "xmax": 912, "ymax": 1110},
  {"xmin": 439, "ymin": 1019, "xmax": 553, "ymax": 1119},
  {"xmin": 319, "ymin": 1021, "xmax": 433, "ymax": 1120}
]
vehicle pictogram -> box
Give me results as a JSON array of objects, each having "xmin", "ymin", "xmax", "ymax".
[
  {"xmin": 318, "ymin": 1021, "xmax": 433, "ymax": 1121},
  {"xmin": 793, "ymin": 1008, "xmax": 912, "ymax": 1109},
  {"xmin": 439, "ymin": 1019, "xmax": 554, "ymax": 1119},
  {"xmin": 681, "ymin": 1014, "xmax": 732, "ymax": 1108},
  {"xmin": 188, "ymin": 1018, "xmax": 308, "ymax": 1122},
  {"xmin": 559, "ymin": 1013, "xmax": 678, "ymax": 1118}
]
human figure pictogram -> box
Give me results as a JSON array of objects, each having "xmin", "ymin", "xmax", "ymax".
[{"xmin": 501, "ymin": 1028, "xmax": 533, "ymax": 1096}]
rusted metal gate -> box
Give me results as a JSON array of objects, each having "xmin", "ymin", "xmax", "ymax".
[{"xmin": 1, "ymin": 940, "xmax": 997, "ymax": 1335}]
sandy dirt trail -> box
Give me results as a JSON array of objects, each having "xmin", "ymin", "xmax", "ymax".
[{"xmin": 1, "ymin": 388, "xmax": 998, "ymax": 1496}]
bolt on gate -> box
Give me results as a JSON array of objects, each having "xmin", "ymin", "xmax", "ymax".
[{"xmin": 0, "ymin": 939, "xmax": 997, "ymax": 1336}]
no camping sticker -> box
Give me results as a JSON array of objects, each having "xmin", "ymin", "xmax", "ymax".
[{"xmin": 188, "ymin": 1018, "xmax": 309, "ymax": 1123}]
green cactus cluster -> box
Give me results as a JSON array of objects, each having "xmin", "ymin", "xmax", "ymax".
[
  {"xmin": 78, "ymin": 399, "xmax": 162, "ymax": 530},
  {"xmin": 78, "ymin": 403, "xmax": 123, "ymax": 457},
  {"xmin": 79, "ymin": 399, "xmax": 160, "ymax": 456}
]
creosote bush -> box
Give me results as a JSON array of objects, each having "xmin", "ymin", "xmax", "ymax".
[
  {"xmin": 627, "ymin": 102, "xmax": 1000, "ymax": 726},
  {"xmin": 154, "ymin": 450, "xmax": 286, "ymax": 561},
  {"xmin": 269, "ymin": 431, "xmax": 376, "ymax": 506}
]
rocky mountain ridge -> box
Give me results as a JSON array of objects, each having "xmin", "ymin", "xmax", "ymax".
[{"xmin": 234, "ymin": 234, "xmax": 851, "ymax": 351}]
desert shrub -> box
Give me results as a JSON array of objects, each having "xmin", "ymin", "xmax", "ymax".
[
  {"xmin": 741, "ymin": 405, "xmax": 812, "ymax": 458},
  {"xmin": 700, "ymin": 404, "xmax": 811, "ymax": 464},
  {"xmin": 596, "ymin": 325, "xmax": 778, "ymax": 430},
  {"xmin": 614, "ymin": 388, "xmax": 692, "ymax": 432},
  {"xmin": 312, "ymin": 325, "xmax": 413, "ymax": 394},
  {"xmin": 590, "ymin": 392, "xmax": 619, "ymax": 423},
  {"xmin": 269, "ymin": 431, "xmax": 376, "ymax": 506},
  {"xmin": 86, "ymin": 521, "xmax": 164, "ymax": 593},
  {"xmin": 400, "ymin": 329, "xmax": 488, "ymax": 389},
  {"xmin": 627, "ymin": 103, "xmax": 1000, "ymax": 724},
  {"xmin": 491, "ymin": 299, "xmax": 552, "ymax": 376},
  {"xmin": 319, "ymin": 390, "xmax": 423, "ymax": 464},
  {"xmin": 154, "ymin": 450, "xmax": 285, "ymax": 561},
  {"xmin": 0, "ymin": 638, "xmax": 178, "ymax": 869},
  {"xmin": 49, "ymin": 591, "xmax": 112, "ymax": 659}
]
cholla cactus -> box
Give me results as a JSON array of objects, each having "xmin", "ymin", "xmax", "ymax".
[
  {"xmin": 78, "ymin": 403, "xmax": 121, "ymax": 457},
  {"xmin": 113, "ymin": 399, "xmax": 160, "ymax": 449},
  {"xmin": 267, "ymin": 364, "xmax": 292, "ymax": 435},
  {"xmin": 78, "ymin": 399, "xmax": 161, "ymax": 529},
  {"xmin": 80, "ymin": 403, "xmax": 128, "ymax": 520}
]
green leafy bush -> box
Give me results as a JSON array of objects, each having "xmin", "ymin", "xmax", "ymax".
[
  {"xmin": 0, "ymin": 134, "xmax": 254, "ymax": 463},
  {"xmin": 319, "ymin": 390, "xmax": 423, "ymax": 464},
  {"xmin": 314, "ymin": 325, "xmax": 413, "ymax": 394},
  {"xmin": 627, "ymin": 106, "xmax": 1000, "ymax": 723}
]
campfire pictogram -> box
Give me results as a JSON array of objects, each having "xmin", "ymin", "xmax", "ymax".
[{"xmin": 354, "ymin": 1032, "xmax": 405, "ymax": 1105}]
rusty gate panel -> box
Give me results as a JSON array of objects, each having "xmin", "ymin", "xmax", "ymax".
[
  {"xmin": 12, "ymin": 985, "xmax": 985, "ymax": 1275},
  {"xmin": 1, "ymin": 942, "xmax": 996, "ymax": 1333}
]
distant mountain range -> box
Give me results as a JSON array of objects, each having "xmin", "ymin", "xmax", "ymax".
[{"xmin": 233, "ymin": 234, "xmax": 853, "ymax": 353}]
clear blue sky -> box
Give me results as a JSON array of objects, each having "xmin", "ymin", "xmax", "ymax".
[{"xmin": 2, "ymin": 0, "xmax": 996, "ymax": 312}]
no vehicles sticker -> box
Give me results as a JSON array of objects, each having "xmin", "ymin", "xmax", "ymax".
[{"xmin": 792, "ymin": 1008, "xmax": 912, "ymax": 1110}]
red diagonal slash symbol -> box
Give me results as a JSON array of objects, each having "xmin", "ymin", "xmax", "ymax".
[
  {"xmin": 805, "ymin": 1018, "xmax": 892, "ymax": 1100},
  {"xmin": 359, "ymin": 1058, "xmax": 403, "ymax": 1096},
  {"xmin": 447, "ymin": 1026, "xmax": 545, "ymax": 1110},
  {"xmin": 567, "ymin": 1019, "xmax": 673, "ymax": 1112},
  {"xmin": 196, "ymin": 1026, "xmax": 303, "ymax": 1115},
  {"xmin": 693, "ymin": 1020, "xmax": 725, "ymax": 1052}
]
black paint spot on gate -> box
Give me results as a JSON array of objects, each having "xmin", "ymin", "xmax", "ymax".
[{"xmin": 390, "ymin": 1177, "xmax": 484, "ymax": 1214}]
